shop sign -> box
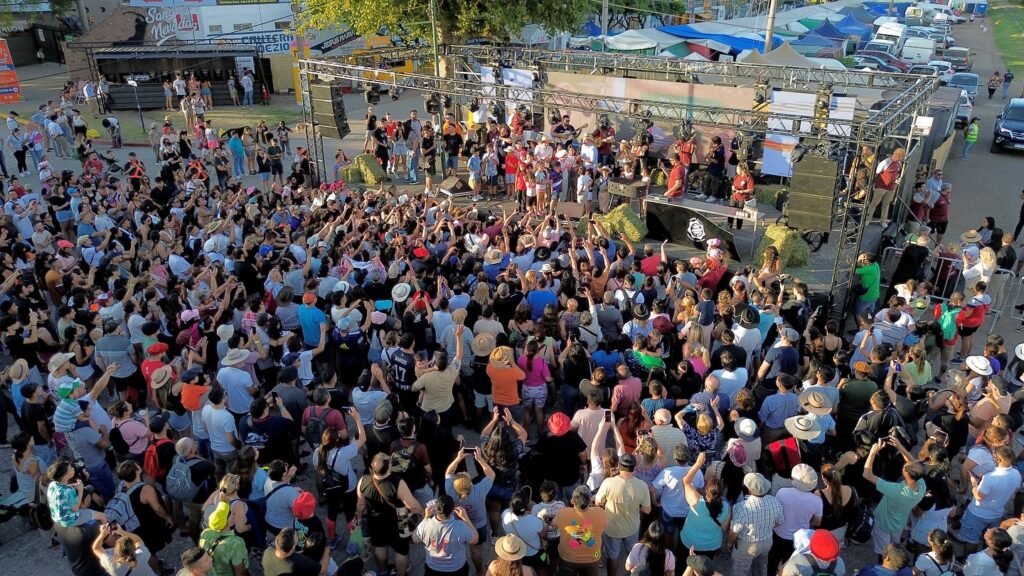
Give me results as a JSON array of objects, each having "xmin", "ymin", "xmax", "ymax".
[
  {"xmin": 129, "ymin": 0, "xmax": 217, "ymax": 6},
  {"xmin": 147, "ymin": 7, "xmax": 201, "ymax": 46},
  {"xmin": 216, "ymin": 32, "xmax": 294, "ymax": 54},
  {"xmin": 310, "ymin": 29, "xmax": 359, "ymax": 54},
  {"xmin": 0, "ymin": 40, "xmax": 22, "ymax": 104}
]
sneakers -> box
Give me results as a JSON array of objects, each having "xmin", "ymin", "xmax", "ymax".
[
  {"xmin": 694, "ymin": 194, "xmax": 708, "ymax": 200},
  {"xmin": 471, "ymin": 195, "xmax": 484, "ymax": 202},
  {"xmin": 327, "ymin": 535, "xmax": 343, "ymax": 549},
  {"xmin": 704, "ymin": 196, "xmax": 718, "ymax": 203}
]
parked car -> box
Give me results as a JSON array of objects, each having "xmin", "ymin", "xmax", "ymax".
[
  {"xmin": 862, "ymin": 40, "xmax": 898, "ymax": 55},
  {"xmin": 955, "ymin": 89, "xmax": 972, "ymax": 127},
  {"xmin": 853, "ymin": 56, "xmax": 902, "ymax": 73},
  {"xmin": 948, "ymin": 72, "xmax": 979, "ymax": 99},
  {"xmin": 926, "ymin": 60, "xmax": 954, "ymax": 84},
  {"xmin": 908, "ymin": 65, "xmax": 939, "ymax": 79},
  {"xmin": 853, "ymin": 50, "xmax": 909, "ymax": 71},
  {"xmin": 945, "ymin": 47, "xmax": 973, "ymax": 71},
  {"xmin": 992, "ymin": 98, "xmax": 1024, "ymax": 152}
]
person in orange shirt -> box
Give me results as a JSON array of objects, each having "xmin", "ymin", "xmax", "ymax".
[
  {"xmin": 727, "ymin": 163, "xmax": 755, "ymax": 230},
  {"xmin": 487, "ymin": 346, "xmax": 526, "ymax": 421}
]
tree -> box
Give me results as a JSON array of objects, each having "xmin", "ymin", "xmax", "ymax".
[
  {"xmin": 296, "ymin": 0, "xmax": 592, "ymax": 54},
  {"xmin": 0, "ymin": 0, "xmax": 75, "ymax": 28}
]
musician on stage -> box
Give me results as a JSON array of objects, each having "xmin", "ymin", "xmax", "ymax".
[
  {"xmin": 551, "ymin": 115, "xmax": 579, "ymax": 147},
  {"xmin": 592, "ymin": 120, "xmax": 617, "ymax": 167}
]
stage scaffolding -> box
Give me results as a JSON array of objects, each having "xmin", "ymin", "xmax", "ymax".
[{"xmin": 299, "ymin": 46, "xmax": 938, "ymax": 323}]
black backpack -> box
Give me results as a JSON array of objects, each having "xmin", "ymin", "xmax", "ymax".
[
  {"xmin": 109, "ymin": 421, "xmax": 130, "ymax": 455},
  {"xmin": 847, "ymin": 501, "xmax": 875, "ymax": 544},
  {"xmin": 618, "ymin": 289, "xmax": 636, "ymax": 322},
  {"xmin": 305, "ymin": 406, "xmax": 336, "ymax": 448},
  {"xmin": 389, "ymin": 441, "xmax": 427, "ymax": 490},
  {"xmin": 802, "ymin": 554, "xmax": 837, "ymax": 576}
]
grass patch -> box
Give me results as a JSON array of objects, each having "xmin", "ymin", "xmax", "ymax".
[
  {"xmin": 992, "ymin": 0, "xmax": 1024, "ymax": 72},
  {"xmin": 116, "ymin": 100, "xmax": 305, "ymax": 144}
]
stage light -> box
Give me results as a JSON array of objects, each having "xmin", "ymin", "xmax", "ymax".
[
  {"xmin": 443, "ymin": 96, "xmax": 453, "ymax": 109},
  {"xmin": 364, "ymin": 86, "xmax": 380, "ymax": 105},
  {"xmin": 424, "ymin": 93, "xmax": 442, "ymax": 115}
]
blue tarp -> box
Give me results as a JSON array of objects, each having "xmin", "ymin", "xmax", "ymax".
[
  {"xmin": 863, "ymin": 2, "xmax": 913, "ymax": 17},
  {"xmin": 812, "ymin": 20, "xmax": 847, "ymax": 40},
  {"xmin": 581, "ymin": 21, "xmax": 601, "ymax": 36},
  {"xmin": 657, "ymin": 25, "xmax": 783, "ymax": 52},
  {"xmin": 792, "ymin": 31, "xmax": 842, "ymax": 47},
  {"xmin": 838, "ymin": 5, "xmax": 878, "ymax": 23},
  {"xmin": 835, "ymin": 14, "xmax": 872, "ymax": 39}
]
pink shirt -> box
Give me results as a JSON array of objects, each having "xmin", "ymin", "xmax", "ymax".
[
  {"xmin": 611, "ymin": 377, "xmax": 643, "ymax": 413},
  {"xmin": 518, "ymin": 355, "xmax": 550, "ymax": 388}
]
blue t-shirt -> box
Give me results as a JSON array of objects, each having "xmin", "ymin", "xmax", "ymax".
[
  {"xmin": 297, "ymin": 305, "xmax": 326, "ymax": 347},
  {"xmin": 592, "ymin": 350, "xmax": 620, "ymax": 374},
  {"xmin": 445, "ymin": 475, "xmax": 493, "ymax": 529},
  {"xmin": 640, "ymin": 398, "xmax": 676, "ymax": 421},
  {"xmin": 679, "ymin": 498, "xmax": 729, "ymax": 551},
  {"xmin": 468, "ymin": 156, "xmax": 481, "ymax": 178},
  {"xmin": 415, "ymin": 516, "xmax": 475, "ymax": 571},
  {"xmin": 526, "ymin": 290, "xmax": 558, "ymax": 321}
]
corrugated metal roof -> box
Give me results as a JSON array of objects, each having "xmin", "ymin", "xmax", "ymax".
[{"xmin": 92, "ymin": 44, "xmax": 256, "ymax": 59}]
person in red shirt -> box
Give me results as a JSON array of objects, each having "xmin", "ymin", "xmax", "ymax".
[
  {"xmin": 868, "ymin": 147, "xmax": 905, "ymax": 226},
  {"xmin": 928, "ymin": 183, "xmax": 952, "ymax": 244},
  {"xmin": 504, "ymin": 146, "xmax": 520, "ymax": 197},
  {"xmin": 515, "ymin": 162, "xmax": 529, "ymax": 212},
  {"xmin": 592, "ymin": 123, "xmax": 616, "ymax": 166},
  {"xmin": 510, "ymin": 109, "xmax": 526, "ymax": 140},
  {"xmin": 639, "ymin": 240, "xmax": 667, "ymax": 276},
  {"xmin": 727, "ymin": 164, "xmax": 756, "ymax": 230},
  {"xmin": 662, "ymin": 153, "xmax": 686, "ymax": 199}
]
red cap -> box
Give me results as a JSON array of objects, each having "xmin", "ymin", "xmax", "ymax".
[
  {"xmin": 547, "ymin": 412, "xmax": 571, "ymax": 436},
  {"xmin": 292, "ymin": 490, "xmax": 316, "ymax": 520},
  {"xmin": 147, "ymin": 342, "xmax": 169, "ymax": 355},
  {"xmin": 302, "ymin": 292, "xmax": 317, "ymax": 305},
  {"xmin": 57, "ymin": 240, "xmax": 75, "ymax": 249},
  {"xmin": 413, "ymin": 247, "xmax": 430, "ymax": 259},
  {"xmin": 809, "ymin": 529, "xmax": 840, "ymax": 562}
]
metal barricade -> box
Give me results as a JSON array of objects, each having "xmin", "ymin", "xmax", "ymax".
[{"xmin": 876, "ymin": 246, "xmax": 1016, "ymax": 334}]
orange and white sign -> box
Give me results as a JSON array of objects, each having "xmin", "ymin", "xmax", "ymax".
[{"xmin": 0, "ymin": 39, "xmax": 23, "ymax": 104}]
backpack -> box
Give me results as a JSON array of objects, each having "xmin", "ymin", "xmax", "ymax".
[
  {"xmin": 166, "ymin": 455, "xmax": 203, "ymax": 502},
  {"xmin": 802, "ymin": 554, "xmax": 837, "ymax": 576},
  {"xmin": 767, "ymin": 437, "xmax": 801, "ymax": 476},
  {"xmin": 263, "ymin": 289, "xmax": 278, "ymax": 315},
  {"xmin": 926, "ymin": 555, "xmax": 957, "ymax": 576},
  {"xmin": 321, "ymin": 449, "xmax": 349, "ymax": 494},
  {"xmin": 847, "ymin": 501, "xmax": 875, "ymax": 544},
  {"xmin": 653, "ymin": 315, "xmax": 674, "ymax": 336},
  {"xmin": 109, "ymin": 421, "xmax": 130, "ymax": 455},
  {"xmin": 389, "ymin": 441, "xmax": 427, "ymax": 490},
  {"xmin": 144, "ymin": 438, "xmax": 174, "ymax": 482},
  {"xmin": 618, "ymin": 289, "xmax": 636, "ymax": 322},
  {"xmin": 937, "ymin": 304, "xmax": 960, "ymax": 341},
  {"xmin": 305, "ymin": 406, "xmax": 336, "ymax": 448},
  {"xmin": 104, "ymin": 482, "xmax": 143, "ymax": 532}
]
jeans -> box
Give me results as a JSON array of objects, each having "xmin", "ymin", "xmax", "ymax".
[
  {"xmin": 1005, "ymin": 83, "xmax": 1012, "ymax": 98},
  {"xmin": 35, "ymin": 442, "xmax": 57, "ymax": 467},
  {"xmin": 854, "ymin": 298, "xmax": 875, "ymax": 319},
  {"xmin": 242, "ymin": 90, "xmax": 254, "ymax": 108},
  {"xmin": 962, "ymin": 139, "xmax": 976, "ymax": 158},
  {"xmin": 28, "ymin": 147, "xmax": 40, "ymax": 169},
  {"xmin": 232, "ymin": 154, "xmax": 245, "ymax": 178}
]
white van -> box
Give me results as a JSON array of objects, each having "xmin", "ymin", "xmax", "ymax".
[
  {"xmin": 901, "ymin": 37, "xmax": 936, "ymax": 64},
  {"xmin": 920, "ymin": 4, "xmax": 967, "ymax": 24},
  {"xmin": 905, "ymin": 6, "xmax": 925, "ymax": 26},
  {"xmin": 863, "ymin": 39, "xmax": 897, "ymax": 54},
  {"xmin": 875, "ymin": 22, "xmax": 908, "ymax": 51}
]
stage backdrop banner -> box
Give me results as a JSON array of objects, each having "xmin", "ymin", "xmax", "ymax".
[
  {"xmin": 768, "ymin": 90, "xmax": 816, "ymax": 134},
  {"xmin": 828, "ymin": 96, "xmax": 857, "ymax": 137},
  {"xmin": 645, "ymin": 200, "xmax": 742, "ymax": 262},
  {"xmin": 762, "ymin": 134, "xmax": 800, "ymax": 177},
  {"xmin": 545, "ymin": 71, "xmax": 755, "ymax": 158}
]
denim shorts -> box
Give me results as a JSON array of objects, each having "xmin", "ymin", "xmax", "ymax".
[{"xmin": 960, "ymin": 507, "xmax": 1000, "ymax": 544}]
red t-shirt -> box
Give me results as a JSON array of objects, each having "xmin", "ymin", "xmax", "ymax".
[
  {"xmin": 666, "ymin": 163, "xmax": 686, "ymax": 197},
  {"xmin": 731, "ymin": 174, "xmax": 755, "ymax": 202},
  {"xmin": 679, "ymin": 141, "xmax": 696, "ymax": 166},
  {"xmin": 640, "ymin": 255, "xmax": 661, "ymax": 276},
  {"xmin": 302, "ymin": 405, "xmax": 347, "ymax": 432},
  {"xmin": 505, "ymin": 153, "xmax": 519, "ymax": 175}
]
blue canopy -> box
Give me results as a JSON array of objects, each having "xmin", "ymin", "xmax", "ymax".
[
  {"xmin": 863, "ymin": 2, "xmax": 913, "ymax": 17},
  {"xmin": 812, "ymin": 20, "xmax": 847, "ymax": 40},
  {"xmin": 657, "ymin": 25, "xmax": 783, "ymax": 52},
  {"xmin": 838, "ymin": 5, "xmax": 878, "ymax": 23},
  {"xmin": 835, "ymin": 14, "xmax": 871, "ymax": 42},
  {"xmin": 581, "ymin": 21, "xmax": 601, "ymax": 37},
  {"xmin": 792, "ymin": 31, "xmax": 842, "ymax": 47}
]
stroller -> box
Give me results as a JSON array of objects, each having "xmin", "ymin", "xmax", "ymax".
[{"xmin": 101, "ymin": 151, "xmax": 123, "ymax": 175}]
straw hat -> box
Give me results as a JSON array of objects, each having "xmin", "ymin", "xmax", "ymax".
[
  {"xmin": 222, "ymin": 348, "xmax": 251, "ymax": 367},
  {"xmin": 484, "ymin": 248, "xmax": 504, "ymax": 265},
  {"xmin": 798, "ymin": 388, "xmax": 834, "ymax": 416},
  {"xmin": 47, "ymin": 352, "xmax": 75, "ymax": 374},
  {"xmin": 960, "ymin": 229, "xmax": 981, "ymax": 243},
  {"xmin": 965, "ymin": 355, "xmax": 993, "ymax": 376},
  {"xmin": 391, "ymin": 283, "xmax": 412, "ymax": 303},
  {"xmin": 785, "ymin": 414, "xmax": 822, "ymax": 441},
  {"xmin": 7, "ymin": 359, "xmax": 29, "ymax": 381},
  {"xmin": 790, "ymin": 463, "xmax": 818, "ymax": 492},
  {"xmin": 743, "ymin": 472, "xmax": 771, "ymax": 497},
  {"xmin": 151, "ymin": 366, "xmax": 173, "ymax": 390},
  {"xmin": 519, "ymin": 234, "xmax": 536, "ymax": 249},
  {"xmin": 495, "ymin": 534, "xmax": 527, "ymax": 562},
  {"xmin": 490, "ymin": 346, "xmax": 513, "ymax": 368},
  {"xmin": 471, "ymin": 333, "xmax": 497, "ymax": 357}
]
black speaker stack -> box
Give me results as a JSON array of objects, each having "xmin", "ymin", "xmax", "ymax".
[
  {"xmin": 309, "ymin": 83, "xmax": 352, "ymax": 140},
  {"xmin": 787, "ymin": 154, "xmax": 839, "ymax": 232}
]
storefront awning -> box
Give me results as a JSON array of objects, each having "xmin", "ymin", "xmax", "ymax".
[{"xmin": 92, "ymin": 45, "xmax": 257, "ymax": 60}]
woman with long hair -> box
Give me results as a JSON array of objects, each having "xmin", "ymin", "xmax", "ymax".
[
  {"xmin": 625, "ymin": 522, "xmax": 675, "ymax": 576},
  {"xmin": 107, "ymin": 401, "xmax": 148, "ymax": 463},
  {"xmin": 913, "ymin": 529, "xmax": 957, "ymax": 576},
  {"xmin": 587, "ymin": 416, "xmax": 626, "ymax": 492},
  {"xmin": 817, "ymin": 462, "xmax": 857, "ymax": 544},
  {"xmin": 900, "ymin": 343, "xmax": 932, "ymax": 391},
  {"xmin": 11, "ymin": 433, "xmax": 42, "ymax": 503},
  {"xmin": 313, "ymin": 413, "xmax": 364, "ymax": 547},
  {"xmin": 633, "ymin": 435, "xmax": 664, "ymax": 484},
  {"xmin": 481, "ymin": 411, "xmax": 529, "ymax": 533},
  {"xmin": 91, "ymin": 524, "xmax": 158, "ymax": 576},
  {"xmin": 679, "ymin": 452, "xmax": 729, "ymax": 557},
  {"xmin": 910, "ymin": 442, "xmax": 956, "ymax": 555},
  {"xmin": 616, "ymin": 403, "xmax": 650, "ymax": 455},
  {"xmin": 231, "ymin": 445, "xmax": 269, "ymax": 502},
  {"xmin": 486, "ymin": 534, "xmax": 536, "ymax": 576},
  {"xmin": 963, "ymin": 527, "xmax": 1013, "ymax": 575},
  {"xmin": 518, "ymin": 339, "xmax": 552, "ymax": 440}
]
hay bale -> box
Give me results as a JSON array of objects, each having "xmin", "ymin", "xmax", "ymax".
[
  {"xmin": 756, "ymin": 224, "xmax": 810, "ymax": 268},
  {"xmin": 754, "ymin": 184, "xmax": 786, "ymax": 207},
  {"xmin": 340, "ymin": 165, "xmax": 363, "ymax": 184},
  {"xmin": 651, "ymin": 170, "xmax": 667, "ymax": 186},
  {"xmin": 354, "ymin": 154, "xmax": 387, "ymax": 185}
]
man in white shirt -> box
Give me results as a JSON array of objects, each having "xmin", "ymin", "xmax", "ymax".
[
  {"xmin": 240, "ymin": 73, "xmax": 254, "ymax": 109},
  {"xmin": 172, "ymin": 74, "xmax": 187, "ymax": 101},
  {"xmin": 653, "ymin": 444, "xmax": 703, "ymax": 535},
  {"xmin": 961, "ymin": 446, "xmax": 1022, "ymax": 553},
  {"xmin": 570, "ymin": 391, "xmax": 608, "ymax": 451}
]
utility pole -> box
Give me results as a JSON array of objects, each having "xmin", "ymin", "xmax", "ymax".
[
  {"xmin": 762, "ymin": 0, "xmax": 778, "ymax": 53},
  {"xmin": 601, "ymin": 0, "xmax": 609, "ymax": 36},
  {"xmin": 76, "ymin": 0, "xmax": 90, "ymax": 31},
  {"xmin": 429, "ymin": 0, "xmax": 441, "ymax": 129}
]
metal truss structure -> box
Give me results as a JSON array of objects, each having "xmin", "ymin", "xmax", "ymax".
[{"xmin": 299, "ymin": 46, "xmax": 937, "ymax": 323}]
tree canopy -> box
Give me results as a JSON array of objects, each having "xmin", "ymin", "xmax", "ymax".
[{"xmin": 296, "ymin": 0, "xmax": 593, "ymax": 44}]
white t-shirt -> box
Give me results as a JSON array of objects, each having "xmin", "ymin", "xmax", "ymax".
[
  {"xmin": 172, "ymin": 79, "xmax": 186, "ymax": 96},
  {"xmin": 202, "ymin": 404, "xmax": 238, "ymax": 454},
  {"xmin": 969, "ymin": 465, "xmax": 1022, "ymax": 519},
  {"xmin": 570, "ymin": 408, "xmax": 606, "ymax": 450},
  {"xmin": 712, "ymin": 368, "xmax": 748, "ymax": 402},
  {"xmin": 240, "ymin": 75, "xmax": 253, "ymax": 92}
]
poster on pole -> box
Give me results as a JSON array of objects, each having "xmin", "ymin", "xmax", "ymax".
[{"xmin": 0, "ymin": 39, "xmax": 23, "ymax": 104}]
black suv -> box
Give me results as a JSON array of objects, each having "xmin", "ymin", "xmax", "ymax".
[{"xmin": 993, "ymin": 98, "xmax": 1024, "ymax": 153}]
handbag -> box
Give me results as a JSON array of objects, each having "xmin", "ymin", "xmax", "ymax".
[
  {"xmin": 28, "ymin": 473, "xmax": 53, "ymax": 531},
  {"xmin": 322, "ymin": 450, "xmax": 348, "ymax": 494}
]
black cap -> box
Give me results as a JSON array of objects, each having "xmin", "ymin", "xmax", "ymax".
[
  {"xmin": 279, "ymin": 366, "xmax": 299, "ymax": 383},
  {"xmin": 619, "ymin": 454, "xmax": 637, "ymax": 471}
]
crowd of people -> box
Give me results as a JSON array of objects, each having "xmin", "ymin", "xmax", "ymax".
[{"xmin": 0, "ymin": 77, "xmax": 1022, "ymax": 576}]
